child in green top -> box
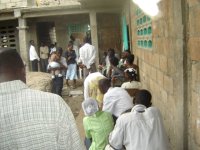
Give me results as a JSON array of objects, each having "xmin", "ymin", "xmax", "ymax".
[{"xmin": 82, "ymin": 98, "xmax": 114, "ymax": 150}]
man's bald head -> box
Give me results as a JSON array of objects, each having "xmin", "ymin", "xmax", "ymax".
[{"xmin": 0, "ymin": 48, "xmax": 26, "ymax": 83}]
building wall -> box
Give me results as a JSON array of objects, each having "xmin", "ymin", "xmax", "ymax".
[
  {"xmin": 97, "ymin": 13, "xmax": 121, "ymax": 59},
  {"xmin": 0, "ymin": 0, "xmax": 27, "ymax": 9},
  {"xmin": 26, "ymin": 14, "xmax": 89, "ymax": 52},
  {"xmin": 188, "ymin": 0, "xmax": 200, "ymax": 149},
  {"xmin": 129, "ymin": 0, "xmax": 185, "ymax": 149}
]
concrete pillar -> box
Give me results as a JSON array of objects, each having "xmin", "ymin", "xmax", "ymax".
[
  {"xmin": 89, "ymin": 11, "xmax": 99, "ymax": 65},
  {"xmin": 17, "ymin": 18, "xmax": 29, "ymax": 71}
]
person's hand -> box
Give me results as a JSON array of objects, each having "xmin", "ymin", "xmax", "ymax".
[
  {"xmin": 79, "ymin": 64, "xmax": 85, "ymax": 69},
  {"xmin": 98, "ymin": 65, "xmax": 103, "ymax": 70},
  {"xmin": 68, "ymin": 57, "xmax": 71, "ymax": 60},
  {"xmin": 111, "ymin": 77, "xmax": 117, "ymax": 84}
]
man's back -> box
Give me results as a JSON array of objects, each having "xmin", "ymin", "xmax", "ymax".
[
  {"xmin": 79, "ymin": 43, "xmax": 96, "ymax": 69},
  {"xmin": 109, "ymin": 105, "xmax": 169, "ymax": 150},
  {"xmin": 103, "ymin": 87, "xmax": 133, "ymax": 117},
  {"xmin": 0, "ymin": 80, "xmax": 84, "ymax": 150}
]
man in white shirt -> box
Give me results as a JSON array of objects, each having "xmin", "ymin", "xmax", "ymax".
[
  {"xmin": 109, "ymin": 90, "xmax": 169, "ymax": 150},
  {"xmin": 29, "ymin": 40, "xmax": 40, "ymax": 71},
  {"xmin": 0, "ymin": 47, "xmax": 84, "ymax": 150},
  {"xmin": 79, "ymin": 37, "xmax": 96, "ymax": 79},
  {"xmin": 39, "ymin": 42, "xmax": 49, "ymax": 72},
  {"xmin": 98, "ymin": 78, "xmax": 133, "ymax": 123}
]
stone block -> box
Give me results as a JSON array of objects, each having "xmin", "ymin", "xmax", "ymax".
[
  {"xmin": 188, "ymin": 0, "xmax": 200, "ymax": 7},
  {"xmin": 150, "ymin": 66, "xmax": 157, "ymax": 81},
  {"xmin": 144, "ymin": 51, "xmax": 150, "ymax": 63},
  {"xmin": 164, "ymin": 75, "xmax": 174, "ymax": 94},
  {"xmin": 161, "ymin": 90, "xmax": 168, "ymax": 103},
  {"xmin": 0, "ymin": 3, "xmax": 6, "ymax": 9},
  {"xmin": 16, "ymin": 1, "xmax": 27, "ymax": 7},
  {"xmin": 159, "ymin": 55, "xmax": 168, "ymax": 73},
  {"xmin": 6, "ymin": 2, "xmax": 16, "ymax": 8},
  {"xmin": 189, "ymin": 8, "xmax": 200, "ymax": 35},
  {"xmin": 1, "ymin": 0, "xmax": 10, "ymax": 3},
  {"xmin": 152, "ymin": 53, "xmax": 159, "ymax": 69},
  {"xmin": 167, "ymin": 58, "xmax": 176, "ymax": 75},
  {"xmin": 188, "ymin": 37, "xmax": 200, "ymax": 61},
  {"xmin": 157, "ymin": 70, "xmax": 164, "ymax": 87},
  {"xmin": 191, "ymin": 62, "xmax": 200, "ymax": 91}
]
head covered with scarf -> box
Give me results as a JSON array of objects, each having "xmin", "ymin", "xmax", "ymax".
[
  {"xmin": 82, "ymin": 98, "xmax": 99, "ymax": 116},
  {"xmin": 124, "ymin": 68, "xmax": 137, "ymax": 81}
]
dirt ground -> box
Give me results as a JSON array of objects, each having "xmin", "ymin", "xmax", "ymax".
[{"xmin": 62, "ymin": 79, "xmax": 85, "ymax": 140}]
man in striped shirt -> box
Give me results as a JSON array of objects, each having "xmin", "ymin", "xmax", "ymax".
[{"xmin": 0, "ymin": 48, "xmax": 84, "ymax": 150}]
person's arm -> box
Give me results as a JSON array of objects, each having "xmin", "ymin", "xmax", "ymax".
[
  {"xmin": 79, "ymin": 47, "xmax": 84, "ymax": 64},
  {"xmin": 31, "ymin": 46, "xmax": 40, "ymax": 61},
  {"xmin": 109, "ymin": 118, "xmax": 124, "ymax": 149},
  {"xmin": 88, "ymin": 46, "xmax": 96, "ymax": 66},
  {"xmin": 40, "ymin": 47, "xmax": 43, "ymax": 56},
  {"xmin": 57, "ymin": 98, "xmax": 84, "ymax": 150},
  {"xmin": 83, "ymin": 118, "xmax": 92, "ymax": 139}
]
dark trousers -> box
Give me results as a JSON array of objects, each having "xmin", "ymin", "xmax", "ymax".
[
  {"xmin": 40, "ymin": 58, "xmax": 48, "ymax": 72},
  {"xmin": 84, "ymin": 137, "xmax": 92, "ymax": 150},
  {"xmin": 52, "ymin": 76, "xmax": 63, "ymax": 97},
  {"xmin": 31, "ymin": 59, "xmax": 38, "ymax": 72}
]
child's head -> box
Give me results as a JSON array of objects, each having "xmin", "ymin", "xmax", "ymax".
[
  {"xmin": 124, "ymin": 68, "xmax": 137, "ymax": 81},
  {"xmin": 82, "ymin": 98, "xmax": 99, "ymax": 116}
]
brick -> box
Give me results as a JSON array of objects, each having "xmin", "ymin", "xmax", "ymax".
[
  {"xmin": 144, "ymin": 51, "xmax": 150, "ymax": 64},
  {"xmin": 150, "ymin": 66, "xmax": 157, "ymax": 81},
  {"xmin": 6, "ymin": 2, "xmax": 17, "ymax": 8},
  {"xmin": 163, "ymin": 75, "xmax": 174, "ymax": 94},
  {"xmin": 161, "ymin": 90, "xmax": 168, "ymax": 103},
  {"xmin": 159, "ymin": 55, "xmax": 168, "ymax": 73},
  {"xmin": 16, "ymin": 1, "xmax": 27, "ymax": 7},
  {"xmin": 152, "ymin": 53, "xmax": 159, "ymax": 69},
  {"xmin": 157, "ymin": 70, "xmax": 164, "ymax": 87},
  {"xmin": 188, "ymin": 0, "xmax": 200, "ymax": 7},
  {"xmin": 1, "ymin": 0, "xmax": 10, "ymax": 3},
  {"xmin": 167, "ymin": 58, "xmax": 176, "ymax": 75},
  {"xmin": 189, "ymin": 7, "xmax": 200, "ymax": 35},
  {"xmin": 188, "ymin": 37, "xmax": 200, "ymax": 61},
  {"xmin": 0, "ymin": 3, "xmax": 6, "ymax": 9}
]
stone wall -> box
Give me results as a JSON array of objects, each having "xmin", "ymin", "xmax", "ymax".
[
  {"xmin": 130, "ymin": 0, "xmax": 185, "ymax": 149},
  {"xmin": 0, "ymin": 0, "xmax": 27, "ymax": 9},
  {"xmin": 188, "ymin": 0, "xmax": 200, "ymax": 149},
  {"xmin": 97, "ymin": 13, "xmax": 121, "ymax": 59},
  {"xmin": 0, "ymin": 0, "xmax": 80, "ymax": 10}
]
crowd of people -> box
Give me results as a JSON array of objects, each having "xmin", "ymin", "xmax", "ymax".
[
  {"xmin": 28, "ymin": 35, "xmax": 96, "ymax": 96},
  {"xmin": 80, "ymin": 43, "xmax": 169, "ymax": 149},
  {"xmin": 0, "ymin": 35, "xmax": 170, "ymax": 150}
]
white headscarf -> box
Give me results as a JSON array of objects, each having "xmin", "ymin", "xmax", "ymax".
[{"xmin": 82, "ymin": 98, "xmax": 99, "ymax": 116}]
